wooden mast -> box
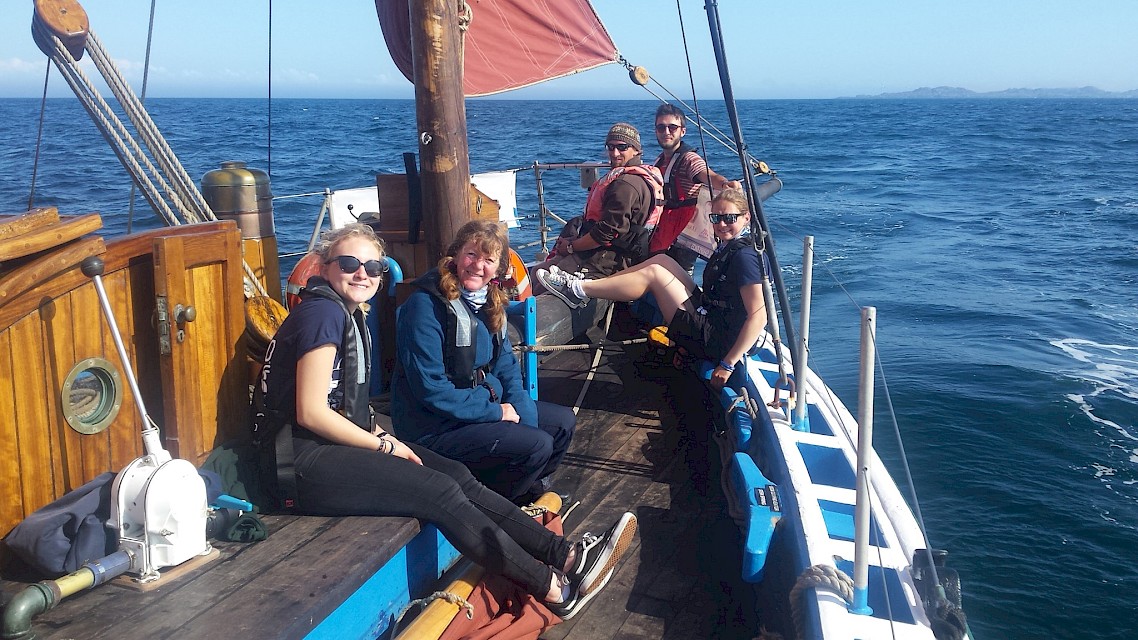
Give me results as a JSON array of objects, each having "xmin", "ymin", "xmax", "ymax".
[{"xmin": 408, "ymin": 0, "xmax": 470, "ymax": 264}]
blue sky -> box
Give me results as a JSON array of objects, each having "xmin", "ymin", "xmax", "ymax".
[{"xmin": 2, "ymin": 1, "xmax": 1136, "ymax": 100}]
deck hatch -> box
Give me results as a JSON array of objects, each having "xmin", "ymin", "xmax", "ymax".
[
  {"xmin": 835, "ymin": 558, "xmax": 917, "ymax": 625},
  {"xmin": 797, "ymin": 442, "xmax": 855, "ymax": 489},
  {"xmin": 818, "ymin": 499, "xmax": 886, "ymax": 546}
]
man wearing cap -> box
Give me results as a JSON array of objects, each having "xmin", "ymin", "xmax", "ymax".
[
  {"xmin": 650, "ymin": 103, "xmax": 741, "ymax": 272},
  {"xmin": 536, "ymin": 122, "xmax": 664, "ymax": 282}
]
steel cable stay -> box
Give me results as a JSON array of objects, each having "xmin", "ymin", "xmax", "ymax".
[
  {"xmin": 126, "ymin": 0, "xmax": 159, "ymax": 233},
  {"xmin": 32, "ymin": 11, "xmax": 272, "ymax": 298}
]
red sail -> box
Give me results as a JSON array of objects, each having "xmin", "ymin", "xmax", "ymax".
[{"xmin": 376, "ymin": 0, "xmax": 618, "ymax": 97}]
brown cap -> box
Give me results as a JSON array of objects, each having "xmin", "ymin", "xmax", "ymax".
[{"xmin": 606, "ymin": 122, "xmax": 641, "ymax": 152}]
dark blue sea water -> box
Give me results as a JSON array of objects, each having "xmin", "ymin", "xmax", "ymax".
[{"xmin": 3, "ymin": 97, "xmax": 1137, "ymax": 638}]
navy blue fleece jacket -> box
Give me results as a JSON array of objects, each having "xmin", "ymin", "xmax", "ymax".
[{"xmin": 391, "ymin": 280, "xmax": 537, "ymax": 443}]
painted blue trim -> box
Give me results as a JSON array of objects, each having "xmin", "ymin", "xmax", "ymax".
[
  {"xmin": 306, "ymin": 525, "xmax": 461, "ymax": 640},
  {"xmin": 737, "ymin": 372, "xmax": 824, "ymax": 640},
  {"xmin": 850, "ymin": 586, "xmax": 874, "ymax": 615},
  {"xmin": 835, "ymin": 559, "xmax": 916, "ymax": 625},
  {"xmin": 798, "ymin": 442, "xmax": 856, "ymax": 490},
  {"xmin": 728, "ymin": 453, "xmax": 781, "ymax": 583},
  {"xmin": 817, "ymin": 499, "xmax": 886, "ymax": 545},
  {"xmin": 506, "ymin": 298, "xmax": 539, "ymax": 401},
  {"xmin": 807, "ymin": 402, "xmax": 832, "ymax": 436}
]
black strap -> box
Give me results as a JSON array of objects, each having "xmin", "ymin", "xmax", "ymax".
[{"xmin": 273, "ymin": 421, "xmax": 298, "ymax": 511}]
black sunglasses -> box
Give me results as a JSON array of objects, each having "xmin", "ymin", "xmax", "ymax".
[
  {"xmin": 655, "ymin": 123, "xmax": 682, "ymax": 133},
  {"xmin": 605, "ymin": 143, "xmax": 633, "ymax": 152},
  {"xmin": 327, "ymin": 255, "xmax": 388, "ymax": 277},
  {"xmin": 708, "ymin": 213, "xmax": 741, "ymax": 224}
]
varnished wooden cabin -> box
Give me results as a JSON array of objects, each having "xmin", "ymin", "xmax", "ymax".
[{"xmin": 0, "ymin": 210, "xmax": 247, "ymax": 535}]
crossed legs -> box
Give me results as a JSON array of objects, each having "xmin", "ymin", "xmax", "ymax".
[{"xmin": 577, "ymin": 253, "xmax": 698, "ymax": 324}]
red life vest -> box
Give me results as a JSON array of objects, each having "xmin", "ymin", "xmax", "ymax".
[{"xmin": 583, "ymin": 164, "xmax": 664, "ymax": 229}]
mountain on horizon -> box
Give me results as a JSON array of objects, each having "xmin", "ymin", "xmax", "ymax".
[{"xmin": 852, "ymin": 86, "xmax": 1138, "ymax": 99}]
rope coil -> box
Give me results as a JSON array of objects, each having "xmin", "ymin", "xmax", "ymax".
[
  {"xmin": 789, "ymin": 564, "xmax": 855, "ymax": 639},
  {"xmin": 390, "ymin": 590, "xmax": 475, "ymax": 637}
]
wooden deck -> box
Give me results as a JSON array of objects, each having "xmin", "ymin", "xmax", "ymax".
[
  {"xmin": 0, "ymin": 310, "xmax": 759, "ymax": 640},
  {"xmin": 532, "ymin": 320, "xmax": 758, "ymax": 640}
]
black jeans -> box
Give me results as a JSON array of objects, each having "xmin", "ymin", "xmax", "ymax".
[
  {"xmin": 292, "ymin": 438, "xmax": 571, "ymax": 595},
  {"xmin": 423, "ymin": 401, "xmax": 575, "ymax": 501}
]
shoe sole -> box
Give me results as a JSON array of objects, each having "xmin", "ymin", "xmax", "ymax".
[
  {"xmin": 579, "ymin": 514, "xmax": 637, "ymax": 596},
  {"xmin": 557, "ymin": 567, "xmax": 614, "ymax": 620}
]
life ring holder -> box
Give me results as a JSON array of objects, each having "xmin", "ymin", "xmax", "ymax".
[{"xmin": 503, "ymin": 248, "xmax": 532, "ymax": 301}]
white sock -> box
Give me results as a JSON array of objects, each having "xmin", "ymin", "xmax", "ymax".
[{"xmin": 570, "ymin": 279, "xmax": 586, "ymax": 299}]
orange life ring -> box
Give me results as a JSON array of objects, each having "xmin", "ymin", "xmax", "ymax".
[
  {"xmin": 502, "ymin": 247, "xmax": 532, "ymax": 301},
  {"xmin": 285, "ymin": 252, "xmax": 323, "ymax": 310}
]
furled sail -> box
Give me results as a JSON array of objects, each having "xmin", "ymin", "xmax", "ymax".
[{"xmin": 376, "ymin": 0, "xmax": 618, "ymax": 97}]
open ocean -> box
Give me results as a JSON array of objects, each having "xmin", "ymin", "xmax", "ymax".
[{"xmin": 3, "ymin": 97, "xmax": 1137, "ymax": 638}]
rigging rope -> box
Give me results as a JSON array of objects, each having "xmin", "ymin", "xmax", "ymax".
[
  {"xmin": 789, "ymin": 564, "xmax": 854, "ymax": 639},
  {"xmin": 27, "ymin": 60, "xmax": 51, "ymax": 211},
  {"xmin": 673, "ymin": 0, "xmax": 716, "ymax": 199},
  {"xmin": 127, "ymin": 0, "xmax": 159, "ymax": 234},
  {"xmin": 267, "ymin": 0, "xmax": 272, "ymax": 176},
  {"xmin": 34, "ymin": 21, "xmax": 272, "ymax": 299}
]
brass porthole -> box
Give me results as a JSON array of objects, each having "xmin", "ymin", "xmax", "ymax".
[{"xmin": 61, "ymin": 358, "xmax": 123, "ymax": 435}]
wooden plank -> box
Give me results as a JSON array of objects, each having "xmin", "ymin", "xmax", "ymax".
[
  {"xmin": 104, "ymin": 266, "xmax": 150, "ymax": 472},
  {"xmin": 0, "ymin": 213, "xmax": 102, "ymax": 262},
  {"xmin": 0, "ymin": 236, "xmax": 105, "ymax": 310},
  {"xmin": 0, "ymin": 221, "xmax": 234, "ymax": 329},
  {"xmin": 10, "ymin": 514, "xmax": 340, "ymax": 638},
  {"xmin": 154, "ymin": 235, "xmax": 200, "ymax": 461},
  {"xmin": 0, "ymin": 329, "xmax": 22, "ymax": 537},
  {"xmin": 10, "ymin": 317, "xmax": 55, "ymax": 520},
  {"xmin": 40, "ymin": 288, "xmax": 87, "ymax": 491},
  {"xmin": 0, "ymin": 207, "xmax": 59, "ymax": 238},
  {"xmin": 130, "ymin": 517, "xmax": 423, "ymax": 639}
]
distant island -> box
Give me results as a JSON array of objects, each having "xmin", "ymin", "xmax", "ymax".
[{"xmin": 851, "ymin": 86, "xmax": 1138, "ymax": 99}]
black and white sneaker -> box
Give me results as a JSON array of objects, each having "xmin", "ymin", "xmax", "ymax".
[
  {"xmin": 537, "ymin": 266, "xmax": 589, "ymax": 309},
  {"xmin": 546, "ymin": 574, "xmax": 594, "ymax": 620},
  {"xmin": 567, "ymin": 512, "xmax": 638, "ymax": 597}
]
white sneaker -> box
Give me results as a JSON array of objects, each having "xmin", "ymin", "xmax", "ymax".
[{"xmin": 537, "ymin": 268, "xmax": 589, "ymax": 309}]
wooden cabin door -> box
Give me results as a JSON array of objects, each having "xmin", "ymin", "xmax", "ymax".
[{"xmin": 152, "ymin": 223, "xmax": 247, "ymax": 465}]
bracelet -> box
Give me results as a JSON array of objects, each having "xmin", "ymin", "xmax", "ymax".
[
  {"xmin": 376, "ymin": 432, "xmax": 394, "ymax": 454},
  {"xmin": 718, "ymin": 359, "xmax": 735, "ymax": 372}
]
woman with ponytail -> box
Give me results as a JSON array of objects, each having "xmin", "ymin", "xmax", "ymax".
[{"xmin": 392, "ymin": 220, "xmax": 576, "ymax": 503}]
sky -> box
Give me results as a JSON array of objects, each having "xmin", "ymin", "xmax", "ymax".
[{"xmin": 1, "ymin": 1, "xmax": 1136, "ymax": 100}]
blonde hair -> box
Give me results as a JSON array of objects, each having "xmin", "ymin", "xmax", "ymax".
[
  {"xmin": 711, "ymin": 187, "xmax": 750, "ymax": 215},
  {"xmin": 436, "ymin": 220, "xmax": 511, "ymax": 334},
  {"xmin": 312, "ymin": 224, "xmax": 387, "ymax": 291}
]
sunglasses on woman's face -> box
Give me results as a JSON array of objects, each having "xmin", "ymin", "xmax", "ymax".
[
  {"xmin": 327, "ymin": 255, "xmax": 387, "ymax": 277},
  {"xmin": 708, "ymin": 213, "xmax": 741, "ymax": 224}
]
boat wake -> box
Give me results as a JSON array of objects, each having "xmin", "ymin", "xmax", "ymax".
[{"xmin": 1052, "ymin": 337, "xmax": 1138, "ymax": 463}]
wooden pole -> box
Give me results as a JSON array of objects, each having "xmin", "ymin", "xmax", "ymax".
[{"xmin": 409, "ymin": 0, "xmax": 471, "ymax": 264}]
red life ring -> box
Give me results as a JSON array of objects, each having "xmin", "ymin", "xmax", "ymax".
[
  {"xmin": 285, "ymin": 252, "xmax": 323, "ymax": 310},
  {"xmin": 503, "ymin": 248, "xmax": 532, "ymax": 301}
]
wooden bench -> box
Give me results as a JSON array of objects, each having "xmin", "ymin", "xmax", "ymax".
[{"xmin": 1, "ymin": 512, "xmax": 460, "ymax": 639}]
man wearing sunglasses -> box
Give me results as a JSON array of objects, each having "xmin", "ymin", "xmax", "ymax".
[
  {"xmin": 649, "ymin": 103, "xmax": 741, "ymax": 272},
  {"xmin": 534, "ymin": 123, "xmax": 664, "ymax": 287}
]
